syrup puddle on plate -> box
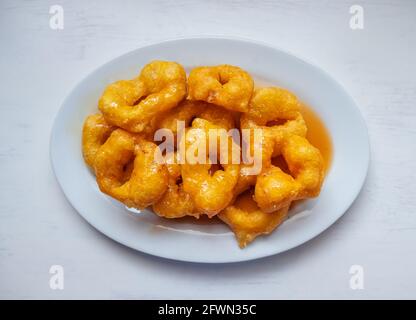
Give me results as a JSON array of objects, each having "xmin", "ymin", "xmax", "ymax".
[{"xmin": 299, "ymin": 102, "xmax": 333, "ymax": 173}]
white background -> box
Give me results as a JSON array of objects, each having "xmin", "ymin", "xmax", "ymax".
[{"xmin": 1, "ymin": 0, "xmax": 415, "ymax": 299}]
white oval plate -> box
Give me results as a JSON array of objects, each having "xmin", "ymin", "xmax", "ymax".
[{"xmin": 50, "ymin": 37, "xmax": 369, "ymax": 263}]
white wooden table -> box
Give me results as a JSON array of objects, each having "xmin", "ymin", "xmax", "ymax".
[{"xmin": 1, "ymin": 0, "xmax": 415, "ymax": 299}]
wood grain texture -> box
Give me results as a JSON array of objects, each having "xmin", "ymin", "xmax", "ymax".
[{"xmin": 0, "ymin": 0, "xmax": 415, "ymax": 299}]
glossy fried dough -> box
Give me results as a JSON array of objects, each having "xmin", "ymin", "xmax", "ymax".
[
  {"xmin": 255, "ymin": 135, "xmax": 324, "ymax": 213},
  {"xmin": 99, "ymin": 60, "xmax": 186, "ymax": 133},
  {"xmin": 94, "ymin": 129, "xmax": 168, "ymax": 209},
  {"xmin": 152, "ymin": 159, "xmax": 199, "ymax": 219},
  {"xmin": 82, "ymin": 113, "xmax": 115, "ymax": 167},
  {"xmin": 81, "ymin": 60, "xmax": 328, "ymax": 248},
  {"xmin": 181, "ymin": 118, "xmax": 240, "ymax": 217},
  {"xmin": 157, "ymin": 99, "xmax": 236, "ymax": 136},
  {"xmin": 188, "ymin": 65, "xmax": 254, "ymax": 112},
  {"xmin": 219, "ymin": 190, "xmax": 290, "ymax": 248}
]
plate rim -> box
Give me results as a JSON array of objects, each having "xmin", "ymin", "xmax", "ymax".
[{"xmin": 50, "ymin": 36, "xmax": 370, "ymax": 263}]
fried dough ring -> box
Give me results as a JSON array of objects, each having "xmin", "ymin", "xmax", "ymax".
[
  {"xmin": 241, "ymin": 87, "xmax": 307, "ymax": 161},
  {"xmin": 281, "ymin": 134, "xmax": 325, "ymax": 198},
  {"xmin": 218, "ymin": 190, "xmax": 290, "ymax": 248},
  {"xmin": 181, "ymin": 118, "xmax": 240, "ymax": 217},
  {"xmin": 82, "ymin": 61, "xmax": 328, "ymax": 249},
  {"xmin": 152, "ymin": 157, "xmax": 200, "ymax": 219},
  {"xmin": 94, "ymin": 129, "xmax": 168, "ymax": 209},
  {"xmin": 244, "ymin": 87, "xmax": 300, "ymax": 125},
  {"xmin": 188, "ymin": 65, "xmax": 254, "ymax": 112},
  {"xmin": 82, "ymin": 113, "xmax": 116, "ymax": 167},
  {"xmin": 254, "ymin": 135, "xmax": 324, "ymax": 213},
  {"xmin": 99, "ymin": 60, "xmax": 186, "ymax": 133}
]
